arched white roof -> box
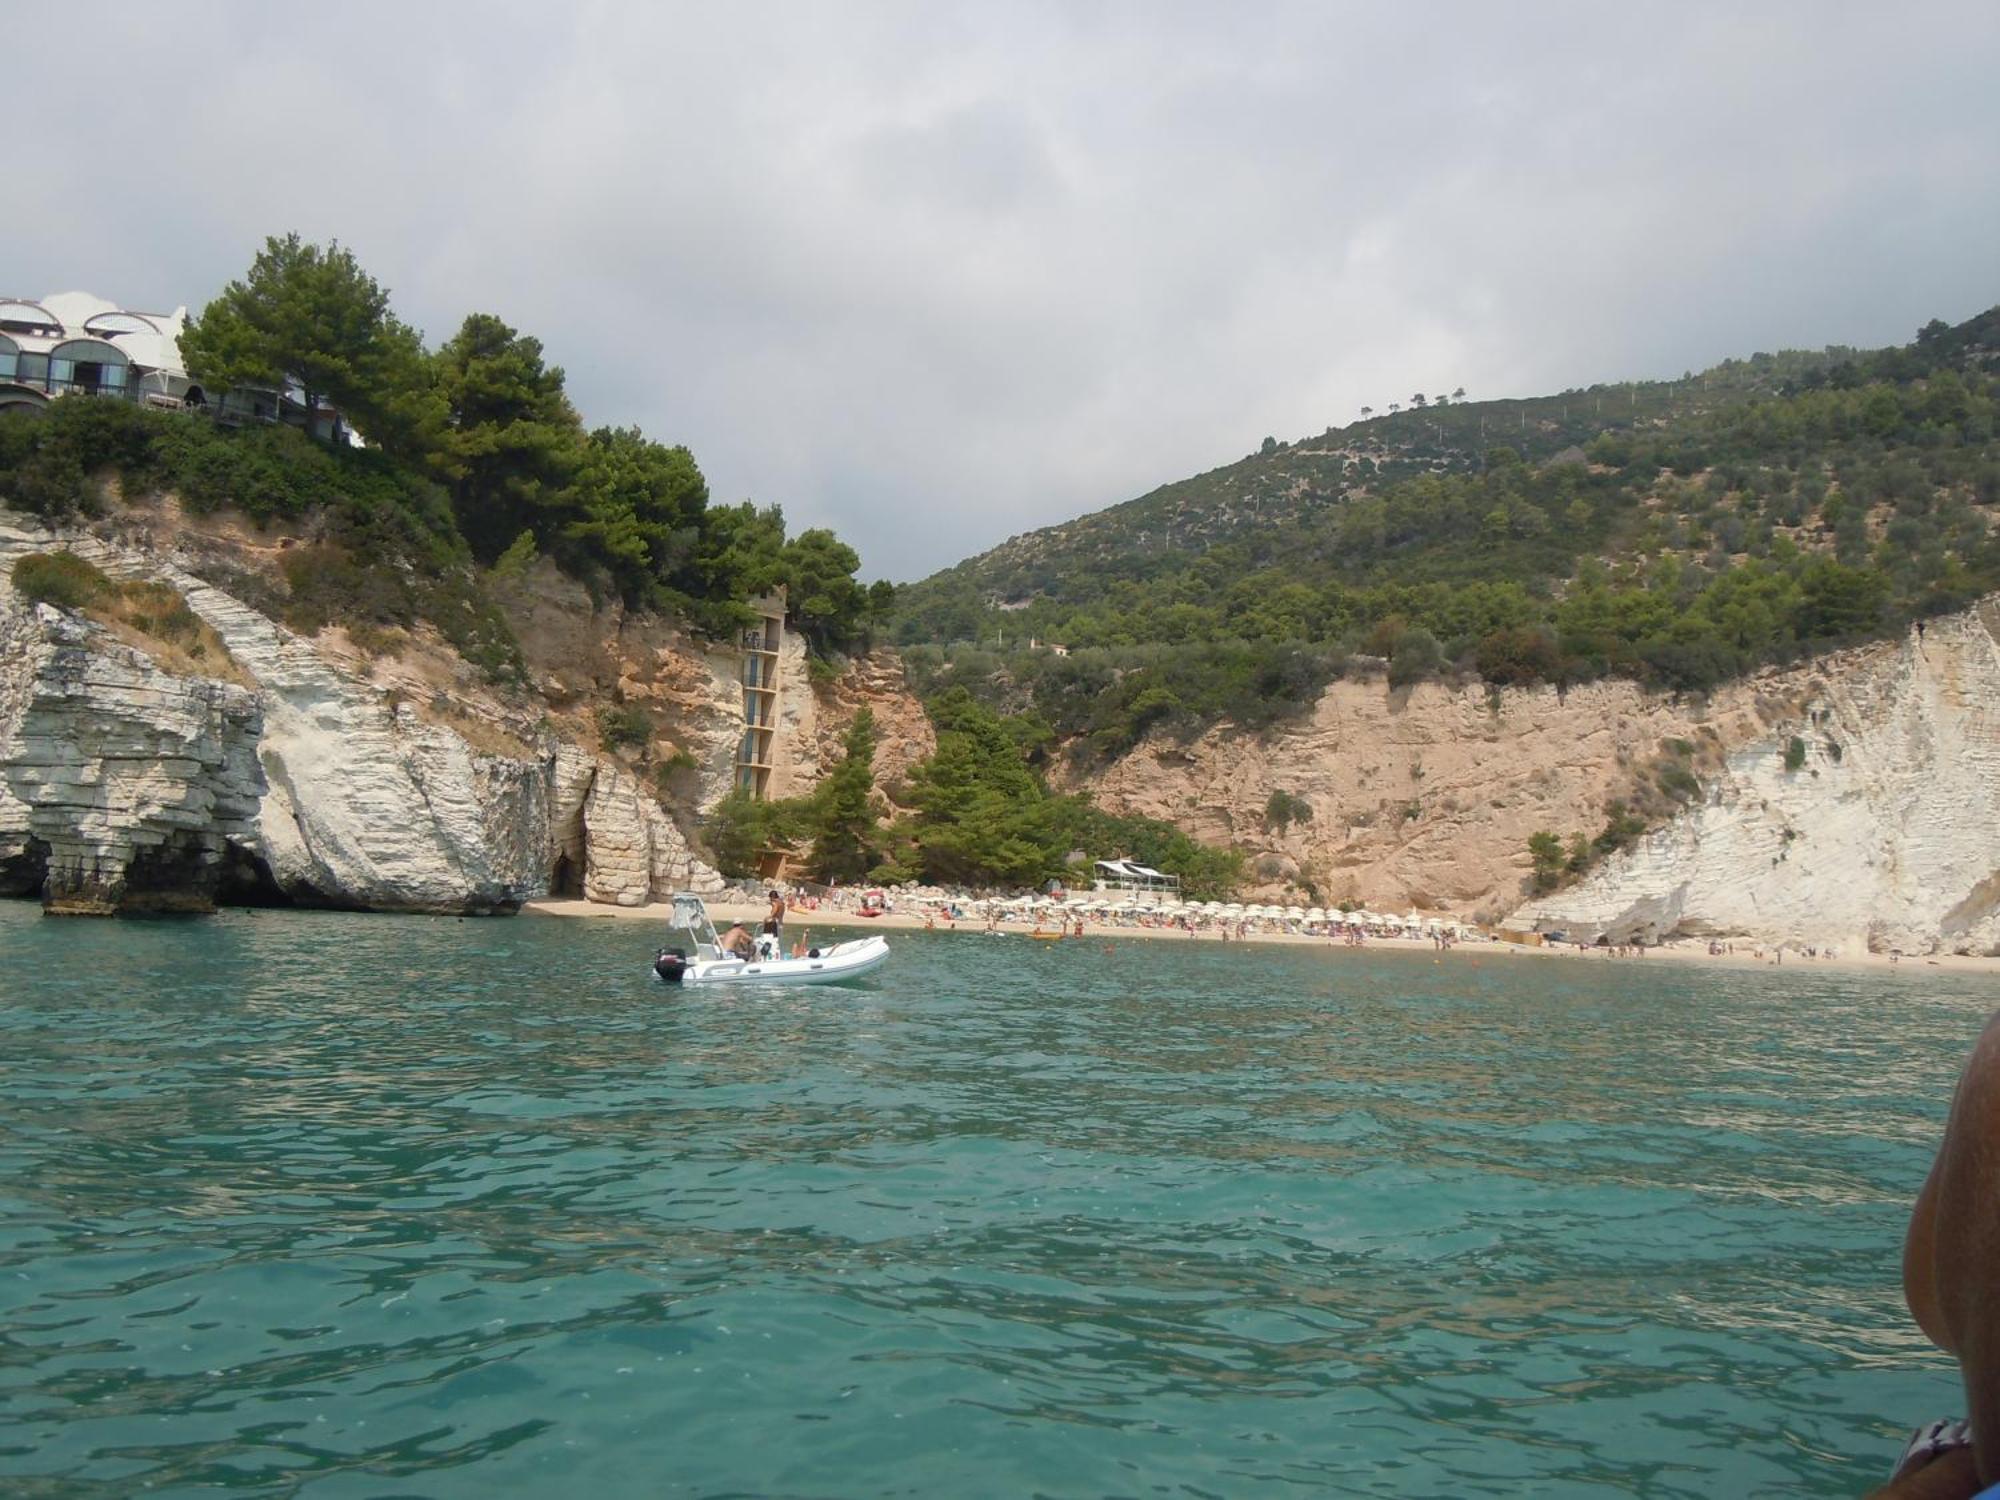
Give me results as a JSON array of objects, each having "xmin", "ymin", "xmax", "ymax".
[
  {"xmin": 49, "ymin": 337, "xmax": 131, "ymax": 366},
  {"xmin": 0, "ymin": 300, "xmax": 60, "ymax": 331},
  {"xmin": 83, "ymin": 311, "xmax": 162, "ymax": 337}
]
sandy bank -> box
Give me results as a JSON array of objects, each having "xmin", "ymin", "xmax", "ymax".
[{"xmin": 520, "ymin": 899, "xmax": 2000, "ymax": 978}]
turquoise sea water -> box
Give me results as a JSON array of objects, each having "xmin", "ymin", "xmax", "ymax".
[{"xmin": 0, "ymin": 903, "xmax": 1992, "ymax": 1497}]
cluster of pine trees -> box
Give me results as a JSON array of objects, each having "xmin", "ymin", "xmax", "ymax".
[
  {"xmin": 705, "ymin": 691, "xmax": 1240, "ymax": 898},
  {"xmin": 0, "ymin": 235, "xmax": 889, "ymax": 660},
  {"xmin": 180, "ymin": 235, "xmax": 893, "ymax": 647}
]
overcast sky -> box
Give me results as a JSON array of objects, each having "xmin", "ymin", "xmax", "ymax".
[{"xmin": 13, "ymin": 3, "xmax": 2000, "ymax": 579}]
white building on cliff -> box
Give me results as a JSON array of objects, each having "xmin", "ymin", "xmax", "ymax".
[
  {"xmin": 0, "ymin": 290, "xmax": 352, "ymax": 439},
  {"xmin": 0, "ymin": 292, "xmax": 197, "ymax": 413}
]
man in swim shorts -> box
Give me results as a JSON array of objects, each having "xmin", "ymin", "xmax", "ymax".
[{"xmin": 1872, "ymin": 1009, "xmax": 2000, "ymax": 1497}]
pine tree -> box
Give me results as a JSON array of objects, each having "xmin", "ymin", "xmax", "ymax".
[
  {"xmin": 808, "ymin": 709, "xmax": 879, "ymax": 882},
  {"xmin": 179, "ymin": 233, "xmax": 439, "ymax": 459}
]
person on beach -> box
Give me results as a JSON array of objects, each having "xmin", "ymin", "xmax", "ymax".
[{"xmin": 1872, "ymin": 1009, "xmax": 2000, "ymax": 1496}]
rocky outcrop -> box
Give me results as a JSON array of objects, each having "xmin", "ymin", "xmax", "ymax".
[
  {"xmin": 553, "ymin": 745, "xmax": 717, "ymax": 907},
  {"xmin": 1514, "ymin": 605, "xmax": 2000, "ymax": 955},
  {"xmin": 493, "ymin": 557, "xmax": 747, "ymax": 811},
  {"xmin": 0, "ymin": 516, "xmax": 725, "ymax": 915},
  {"xmin": 0, "ymin": 597, "xmax": 262, "ymax": 914},
  {"xmin": 1064, "ymin": 671, "xmax": 1771, "ymax": 918},
  {"xmin": 1072, "ymin": 597, "xmax": 2000, "ymax": 955},
  {"xmin": 790, "ymin": 650, "xmax": 936, "ymax": 803}
]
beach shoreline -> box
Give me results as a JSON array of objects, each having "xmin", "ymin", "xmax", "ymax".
[{"xmin": 520, "ymin": 898, "xmax": 2000, "ymax": 977}]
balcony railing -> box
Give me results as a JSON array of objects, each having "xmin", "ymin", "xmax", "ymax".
[{"xmin": 0, "ymin": 370, "xmax": 135, "ymax": 400}]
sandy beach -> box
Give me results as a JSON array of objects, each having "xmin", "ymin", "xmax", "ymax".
[{"xmin": 521, "ymin": 898, "xmax": 2000, "ymax": 978}]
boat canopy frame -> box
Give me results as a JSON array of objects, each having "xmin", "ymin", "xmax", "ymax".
[{"xmin": 671, "ymin": 892, "xmax": 724, "ymax": 959}]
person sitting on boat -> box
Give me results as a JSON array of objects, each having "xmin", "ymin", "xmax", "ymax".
[
  {"xmin": 1876, "ymin": 1008, "xmax": 2000, "ymax": 1496},
  {"xmin": 721, "ymin": 921, "xmax": 756, "ymax": 959},
  {"xmin": 791, "ymin": 929, "xmax": 813, "ymax": 958}
]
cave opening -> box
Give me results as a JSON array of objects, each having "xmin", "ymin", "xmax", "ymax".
[
  {"xmin": 215, "ymin": 844, "xmax": 298, "ymax": 909},
  {"xmin": 551, "ymin": 850, "xmax": 583, "ymax": 898},
  {"xmin": 0, "ymin": 837, "xmax": 49, "ymax": 902}
]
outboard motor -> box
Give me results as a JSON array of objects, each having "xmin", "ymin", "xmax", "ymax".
[{"xmin": 654, "ymin": 946, "xmax": 690, "ymax": 983}]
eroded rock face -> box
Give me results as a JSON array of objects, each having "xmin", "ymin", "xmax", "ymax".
[
  {"xmin": 1063, "ymin": 672, "xmax": 1769, "ymax": 919},
  {"xmin": 493, "ymin": 557, "xmax": 746, "ymax": 812},
  {"xmin": 0, "ymin": 592, "xmax": 263, "ymax": 915},
  {"xmin": 0, "ymin": 517, "xmax": 724, "ymax": 915},
  {"xmin": 803, "ymin": 650, "xmax": 937, "ymax": 805},
  {"xmin": 563, "ymin": 749, "xmax": 718, "ymax": 907},
  {"xmin": 1515, "ymin": 605, "xmax": 2000, "ymax": 955},
  {"xmin": 1069, "ymin": 599, "xmax": 2000, "ymax": 954}
]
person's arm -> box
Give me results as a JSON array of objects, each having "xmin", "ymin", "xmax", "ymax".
[
  {"xmin": 1905, "ymin": 1011, "xmax": 2000, "ymax": 1484},
  {"xmin": 1864, "ymin": 1445, "xmax": 1980, "ymax": 1499},
  {"xmin": 1935, "ymin": 1015, "xmax": 2000, "ymax": 1482}
]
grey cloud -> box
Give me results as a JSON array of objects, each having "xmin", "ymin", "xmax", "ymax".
[{"xmin": 10, "ymin": 2, "xmax": 2000, "ymax": 580}]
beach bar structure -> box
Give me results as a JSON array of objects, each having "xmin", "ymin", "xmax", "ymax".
[{"xmin": 1091, "ymin": 858, "xmax": 1180, "ymax": 903}]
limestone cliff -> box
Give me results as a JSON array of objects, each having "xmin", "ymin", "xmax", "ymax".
[
  {"xmin": 787, "ymin": 650, "xmax": 937, "ymax": 807},
  {"xmin": 489, "ymin": 556, "xmax": 750, "ymax": 811},
  {"xmin": 0, "ymin": 515, "xmax": 725, "ymax": 914},
  {"xmin": 0, "ymin": 598, "xmax": 262, "ymax": 913},
  {"xmin": 1067, "ymin": 596, "xmax": 2000, "ymax": 955},
  {"xmin": 1063, "ymin": 671, "xmax": 1773, "ymax": 918},
  {"xmin": 491, "ymin": 560, "xmax": 932, "ymax": 812},
  {"xmin": 1513, "ymin": 604, "xmax": 2000, "ymax": 955}
]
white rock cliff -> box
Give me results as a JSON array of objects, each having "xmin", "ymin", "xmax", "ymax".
[
  {"xmin": 0, "ymin": 516, "xmax": 723, "ymax": 913},
  {"xmin": 1515, "ymin": 603, "xmax": 2000, "ymax": 955}
]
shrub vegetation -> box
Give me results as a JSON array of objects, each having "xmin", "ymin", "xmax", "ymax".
[{"xmin": 893, "ymin": 306, "xmax": 2000, "ymax": 759}]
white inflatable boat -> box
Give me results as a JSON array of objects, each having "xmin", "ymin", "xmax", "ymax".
[{"xmin": 652, "ymin": 892, "xmax": 890, "ymax": 988}]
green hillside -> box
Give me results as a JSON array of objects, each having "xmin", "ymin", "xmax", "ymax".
[{"xmin": 894, "ymin": 309, "xmax": 2000, "ymax": 759}]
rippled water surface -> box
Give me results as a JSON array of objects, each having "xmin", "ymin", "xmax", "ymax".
[{"xmin": 2, "ymin": 904, "xmax": 1994, "ymax": 1496}]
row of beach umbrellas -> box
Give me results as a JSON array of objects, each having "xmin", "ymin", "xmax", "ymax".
[{"xmin": 918, "ymin": 892, "xmax": 1476, "ymax": 934}]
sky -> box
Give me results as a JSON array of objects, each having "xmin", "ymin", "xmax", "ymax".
[{"xmin": 12, "ymin": 2, "xmax": 2000, "ymax": 580}]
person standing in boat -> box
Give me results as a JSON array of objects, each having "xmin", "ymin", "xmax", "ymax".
[{"xmin": 763, "ymin": 889, "xmax": 787, "ymax": 949}]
